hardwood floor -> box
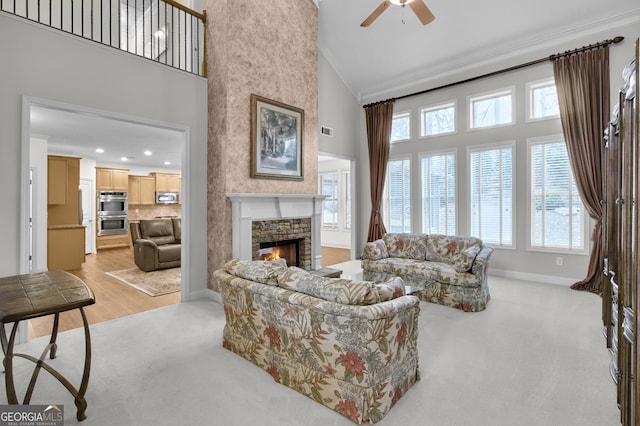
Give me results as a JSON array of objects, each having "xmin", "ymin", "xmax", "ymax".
[
  {"xmin": 320, "ymin": 246, "xmax": 351, "ymax": 266},
  {"xmin": 28, "ymin": 247, "xmax": 180, "ymax": 339},
  {"xmin": 28, "ymin": 246, "xmax": 348, "ymax": 339}
]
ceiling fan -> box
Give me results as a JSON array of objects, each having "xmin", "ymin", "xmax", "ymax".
[{"xmin": 360, "ymin": 0, "xmax": 435, "ymax": 27}]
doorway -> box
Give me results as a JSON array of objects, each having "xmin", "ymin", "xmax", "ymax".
[
  {"xmin": 23, "ymin": 97, "xmax": 189, "ymax": 338},
  {"xmin": 318, "ymin": 153, "xmax": 355, "ymax": 267}
]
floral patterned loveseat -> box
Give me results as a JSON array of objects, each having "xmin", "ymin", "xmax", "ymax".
[
  {"xmin": 362, "ymin": 233, "xmax": 494, "ymax": 312},
  {"xmin": 214, "ymin": 259, "xmax": 421, "ymax": 424}
]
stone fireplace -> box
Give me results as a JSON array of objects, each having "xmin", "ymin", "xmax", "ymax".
[
  {"xmin": 253, "ymin": 219, "xmax": 311, "ymax": 269},
  {"xmin": 227, "ymin": 194, "xmax": 325, "ymax": 270}
]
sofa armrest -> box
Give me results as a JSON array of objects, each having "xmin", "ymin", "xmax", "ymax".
[
  {"xmin": 470, "ymin": 245, "xmax": 494, "ymax": 282},
  {"xmin": 362, "ymin": 239, "xmax": 389, "ymax": 260},
  {"xmin": 133, "ymin": 239, "xmax": 160, "ymax": 272}
]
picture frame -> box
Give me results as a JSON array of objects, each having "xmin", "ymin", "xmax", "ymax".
[{"xmin": 250, "ymin": 94, "xmax": 304, "ymax": 180}]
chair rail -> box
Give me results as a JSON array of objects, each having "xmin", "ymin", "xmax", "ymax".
[{"xmin": 1, "ymin": 0, "xmax": 207, "ymax": 77}]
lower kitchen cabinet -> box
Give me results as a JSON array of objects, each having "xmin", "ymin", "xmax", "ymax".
[{"xmin": 47, "ymin": 225, "xmax": 85, "ymax": 270}]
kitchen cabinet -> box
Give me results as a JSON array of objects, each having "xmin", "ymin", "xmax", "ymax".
[
  {"xmin": 96, "ymin": 233, "xmax": 130, "ymax": 250},
  {"xmin": 48, "ymin": 156, "xmax": 68, "ymax": 205},
  {"xmin": 47, "ymin": 156, "xmax": 81, "ymax": 226},
  {"xmin": 48, "ymin": 225, "xmax": 85, "ymax": 270},
  {"xmin": 96, "ymin": 167, "xmax": 129, "ymax": 191},
  {"xmin": 151, "ymin": 173, "xmax": 180, "ymax": 192},
  {"xmin": 128, "ymin": 176, "xmax": 156, "ymax": 205}
]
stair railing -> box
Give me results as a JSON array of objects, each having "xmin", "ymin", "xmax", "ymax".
[{"xmin": 1, "ymin": 0, "xmax": 207, "ymax": 77}]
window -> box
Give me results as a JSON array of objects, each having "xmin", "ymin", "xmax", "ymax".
[
  {"xmin": 529, "ymin": 136, "xmax": 584, "ymax": 251},
  {"xmin": 320, "ymin": 173, "xmax": 338, "ymax": 228},
  {"xmin": 421, "ymin": 152, "xmax": 456, "ymax": 235},
  {"xmin": 421, "ymin": 101, "xmax": 456, "ymax": 137},
  {"xmin": 391, "ymin": 112, "xmax": 411, "ymax": 142},
  {"xmin": 527, "ymin": 79, "xmax": 560, "ymax": 121},
  {"xmin": 383, "ymin": 158, "xmax": 411, "ymax": 233},
  {"xmin": 343, "ymin": 170, "xmax": 352, "ymax": 230},
  {"xmin": 468, "ymin": 87, "xmax": 515, "ymax": 129},
  {"xmin": 469, "ymin": 144, "xmax": 514, "ymax": 246}
]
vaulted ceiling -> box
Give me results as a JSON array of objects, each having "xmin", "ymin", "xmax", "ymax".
[{"xmin": 317, "ymin": 0, "xmax": 640, "ymax": 100}]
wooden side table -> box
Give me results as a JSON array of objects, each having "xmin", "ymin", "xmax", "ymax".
[{"xmin": 0, "ymin": 271, "xmax": 95, "ymax": 421}]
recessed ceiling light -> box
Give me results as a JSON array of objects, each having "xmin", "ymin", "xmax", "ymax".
[
  {"xmin": 121, "ymin": 157, "xmax": 128, "ymax": 161},
  {"xmin": 96, "ymin": 148, "xmax": 104, "ymax": 153},
  {"xmin": 164, "ymin": 161, "xmax": 171, "ymax": 165},
  {"xmin": 144, "ymin": 150, "xmax": 152, "ymax": 156}
]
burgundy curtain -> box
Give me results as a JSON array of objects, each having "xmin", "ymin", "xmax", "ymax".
[
  {"xmin": 552, "ymin": 47, "xmax": 610, "ymax": 293},
  {"xmin": 364, "ymin": 101, "xmax": 394, "ymax": 242}
]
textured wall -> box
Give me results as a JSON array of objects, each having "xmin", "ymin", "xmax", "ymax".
[{"xmin": 206, "ymin": 0, "xmax": 318, "ymax": 290}]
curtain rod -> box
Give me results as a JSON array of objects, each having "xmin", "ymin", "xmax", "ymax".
[{"xmin": 363, "ymin": 36, "xmax": 624, "ymax": 109}]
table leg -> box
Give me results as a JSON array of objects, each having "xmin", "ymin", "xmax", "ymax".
[
  {"xmin": 49, "ymin": 313, "xmax": 59, "ymax": 359},
  {"xmin": 74, "ymin": 307, "xmax": 91, "ymax": 421},
  {"xmin": 3, "ymin": 322, "xmax": 20, "ymax": 404}
]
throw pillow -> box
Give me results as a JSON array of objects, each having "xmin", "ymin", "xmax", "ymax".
[
  {"xmin": 452, "ymin": 245, "xmax": 482, "ymax": 272},
  {"xmin": 374, "ymin": 277, "xmax": 406, "ymax": 301},
  {"xmin": 363, "ymin": 239, "xmax": 388, "ymax": 260},
  {"xmin": 224, "ymin": 259, "xmax": 287, "ymax": 285}
]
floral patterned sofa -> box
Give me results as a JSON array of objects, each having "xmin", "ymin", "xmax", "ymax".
[
  {"xmin": 362, "ymin": 233, "xmax": 494, "ymax": 312},
  {"xmin": 214, "ymin": 259, "xmax": 421, "ymax": 424}
]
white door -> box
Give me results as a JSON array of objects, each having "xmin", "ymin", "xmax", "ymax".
[{"xmin": 80, "ymin": 179, "xmax": 95, "ymax": 254}]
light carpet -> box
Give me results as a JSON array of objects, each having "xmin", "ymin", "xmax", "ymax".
[
  {"xmin": 4, "ymin": 268, "xmax": 619, "ymax": 425},
  {"xmin": 105, "ymin": 267, "xmax": 181, "ymax": 296}
]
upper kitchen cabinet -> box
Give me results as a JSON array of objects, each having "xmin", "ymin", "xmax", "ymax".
[
  {"xmin": 48, "ymin": 155, "xmax": 80, "ymax": 220},
  {"xmin": 128, "ymin": 175, "xmax": 156, "ymax": 205},
  {"xmin": 96, "ymin": 167, "xmax": 129, "ymax": 191},
  {"xmin": 151, "ymin": 172, "xmax": 180, "ymax": 192},
  {"xmin": 48, "ymin": 155, "xmax": 68, "ymax": 205}
]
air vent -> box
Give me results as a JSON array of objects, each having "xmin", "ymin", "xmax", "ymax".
[{"xmin": 321, "ymin": 126, "xmax": 333, "ymax": 137}]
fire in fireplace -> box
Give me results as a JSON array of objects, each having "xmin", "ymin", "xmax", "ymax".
[{"xmin": 258, "ymin": 239, "xmax": 300, "ymax": 267}]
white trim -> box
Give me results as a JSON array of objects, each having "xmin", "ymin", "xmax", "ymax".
[
  {"xmin": 419, "ymin": 100, "xmax": 457, "ymax": 138},
  {"xmin": 390, "ymin": 110, "xmax": 412, "ymax": 143},
  {"xmin": 467, "ymin": 141, "xmax": 516, "ymax": 248},
  {"xmin": 490, "ymin": 269, "xmax": 581, "ymax": 287},
  {"xmin": 20, "ymin": 95, "xmax": 192, "ymax": 304},
  {"xmin": 525, "ymin": 78, "xmax": 560, "ymax": 123},
  {"xmin": 418, "ymin": 148, "xmax": 458, "ymax": 235},
  {"xmin": 467, "ymin": 86, "xmax": 516, "ymax": 131},
  {"xmin": 192, "ymin": 288, "xmax": 222, "ymax": 304},
  {"xmin": 525, "ymin": 134, "xmax": 589, "ymax": 255}
]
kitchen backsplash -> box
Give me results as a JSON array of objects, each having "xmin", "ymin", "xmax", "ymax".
[{"xmin": 129, "ymin": 204, "xmax": 181, "ymax": 221}]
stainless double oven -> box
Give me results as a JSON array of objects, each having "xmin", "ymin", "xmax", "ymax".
[{"xmin": 97, "ymin": 191, "xmax": 128, "ymax": 235}]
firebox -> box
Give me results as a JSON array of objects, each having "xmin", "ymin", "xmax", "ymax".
[{"xmin": 258, "ymin": 238, "xmax": 301, "ymax": 267}]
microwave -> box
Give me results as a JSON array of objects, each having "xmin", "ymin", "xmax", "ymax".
[{"xmin": 156, "ymin": 192, "xmax": 179, "ymax": 204}]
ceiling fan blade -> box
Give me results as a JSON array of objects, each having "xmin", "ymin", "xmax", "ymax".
[
  {"xmin": 360, "ymin": 0, "xmax": 392, "ymax": 27},
  {"xmin": 409, "ymin": 0, "xmax": 435, "ymax": 25}
]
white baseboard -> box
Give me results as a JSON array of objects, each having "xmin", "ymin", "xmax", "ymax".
[
  {"xmin": 321, "ymin": 244, "xmax": 351, "ymax": 249},
  {"xmin": 490, "ymin": 269, "xmax": 581, "ymax": 286},
  {"xmin": 189, "ymin": 288, "xmax": 221, "ymax": 304}
]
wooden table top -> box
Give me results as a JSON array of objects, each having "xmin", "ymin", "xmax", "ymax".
[{"xmin": 0, "ymin": 271, "xmax": 95, "ymax": 323}]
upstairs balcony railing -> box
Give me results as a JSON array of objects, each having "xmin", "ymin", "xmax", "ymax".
[{"xmin": 1, "ymin": 0, "xmax": 206, "ymax": 77}]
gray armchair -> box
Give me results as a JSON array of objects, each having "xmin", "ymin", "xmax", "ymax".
[{"xmin": 130, "ymin": 219, "xmax": 181, "ymax": 272}]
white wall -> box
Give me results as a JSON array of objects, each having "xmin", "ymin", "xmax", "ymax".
[
  {"xmin": 0, "ymin": 13, "xmax": 208, "ymax": 299},
  {"xmin": 317, "ymin": 51, "xmax": 361, "ymax": 252},
  {"xmin": 353, "ymin": 23, "xmax": 639, "ymax": 284}
]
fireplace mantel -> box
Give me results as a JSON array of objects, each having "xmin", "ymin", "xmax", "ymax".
[{"xmin": 227, "ymin": 194, "xmax": 326, "ymax": 269}]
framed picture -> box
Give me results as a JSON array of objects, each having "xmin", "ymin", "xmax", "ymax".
[{"xmin": 250, "ymin": 94, "xmax": 304, "ymax": 180}]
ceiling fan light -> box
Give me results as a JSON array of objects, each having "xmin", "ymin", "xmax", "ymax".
[{"xmin": 389, "ymin": 0, "xmax": 413, "ymax": 5}]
